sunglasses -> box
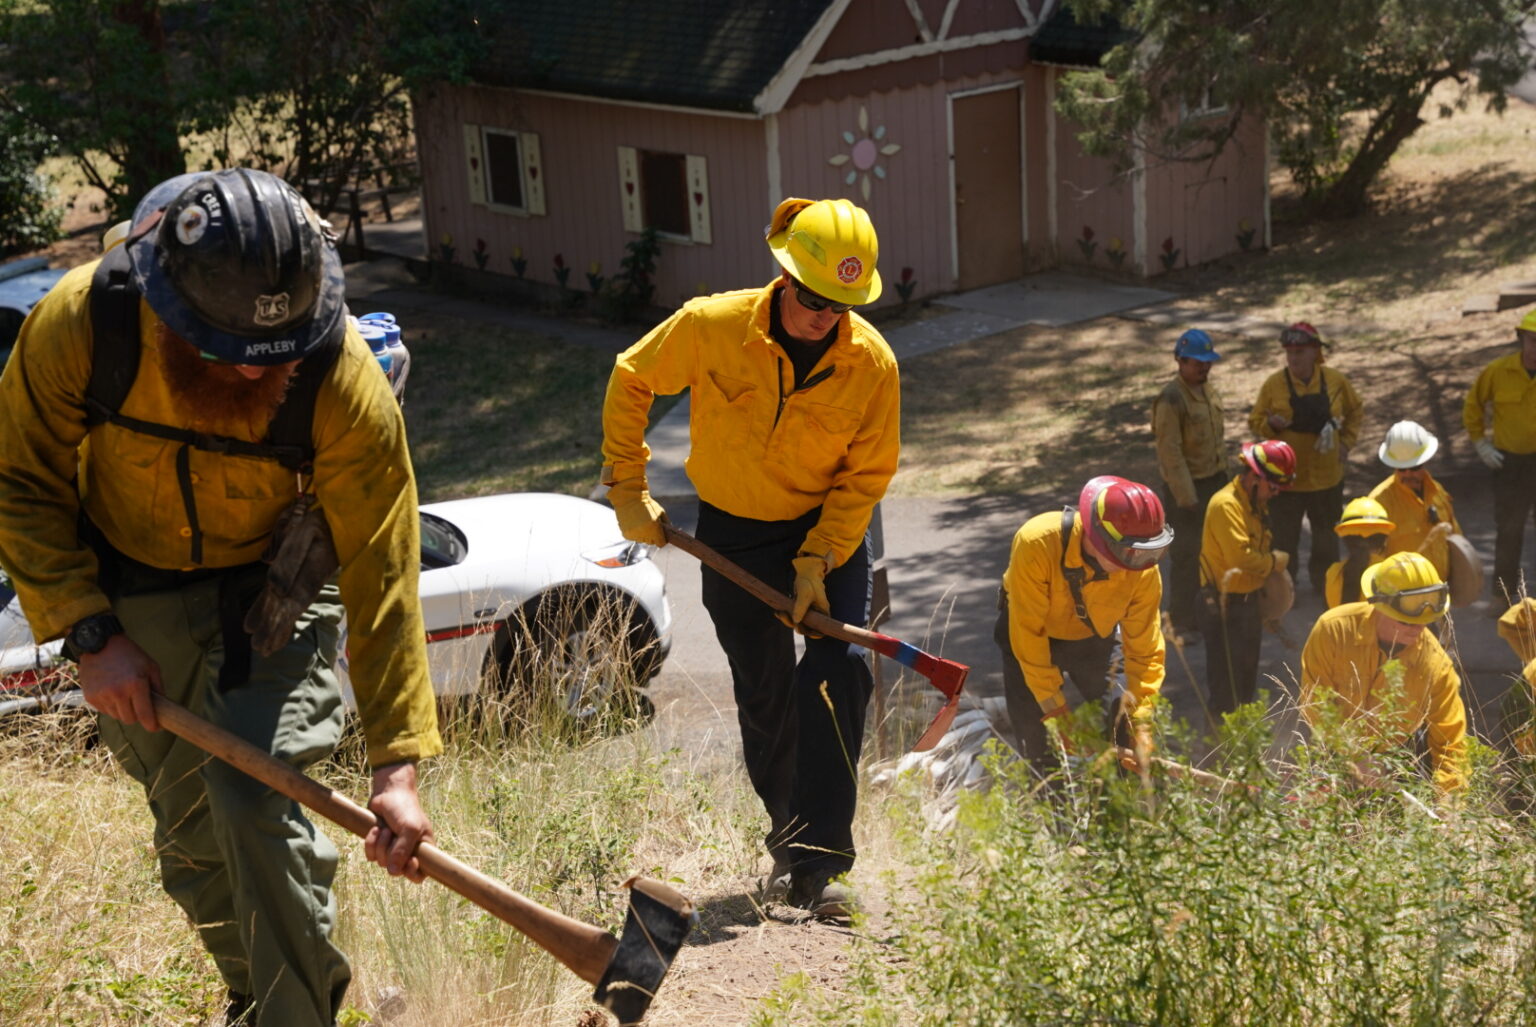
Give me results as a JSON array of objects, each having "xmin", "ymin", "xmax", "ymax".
[
  {"xmin": 1369, "ymin": 582, "xmax": 1450, "ymax": 620},
  {"xmin": 793, "ymin": 281, "xmax": 853, "ymax": 315}
]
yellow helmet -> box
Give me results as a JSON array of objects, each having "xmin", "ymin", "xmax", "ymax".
[
  {"xmin": 1334, "ymin": 496, "xmax": 1395, "ymax": 538},
  {"xmin": 766, "ymin": 197, "xmax": 882, "ymax": 305},
  {"xmin": 1362, "ymin": 552, "xmax": 1450, "ymax": 625},
  {"xmin": 1497, "ymin": 598, "xmax": 1536, "ymax": 664},
  {"xmin": 1519, "ymin": 308, "xmax": 1536, "ymax": 334}
]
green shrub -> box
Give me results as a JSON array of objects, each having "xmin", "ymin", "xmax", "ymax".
[
  {"xmin": 0, "ymin": 115, "xmax": 60, "ymax": 257},
  {"xmin": 767, "ymin": 712, "xmax": 1536, "ymax": 1026}
]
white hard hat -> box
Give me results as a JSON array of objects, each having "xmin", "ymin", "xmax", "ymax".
[{"xmin": 1378, "ymin": 420, "xmax": 1438, "ymax": 469}]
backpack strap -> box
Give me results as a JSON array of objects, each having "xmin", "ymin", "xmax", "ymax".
[
  {"xmin": 85, "ymin": 244, "xmax": 142, "ymax": 428},
  {"xmin": 1059, "ymin": 506, "xmax": 1102, "ymax": 636}
]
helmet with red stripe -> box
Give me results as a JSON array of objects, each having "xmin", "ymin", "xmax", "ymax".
[
  {"xmin": 1241, "ymin": 440, "xmax": 1297, "ymax": 488},
  {"xmin": 1078, "ymin": 475, "xmax": 1173, "ymax": 572}
]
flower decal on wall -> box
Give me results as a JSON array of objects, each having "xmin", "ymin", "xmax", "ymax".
[{"xmin": 827, "ymin": 106, "xmax": 901, "ymax": 201}]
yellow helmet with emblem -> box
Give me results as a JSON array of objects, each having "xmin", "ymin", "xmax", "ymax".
[
  {"xmin": 765, "ymin": 197, "xmax": 882, "ymax": 305},
  {"xmin": 1334, "ymin": 496, "xmax": 1395, "ymax": 538},
  {"xmin": 1362, "ymin": 552, "xmax": 1450, "ymax": 625}
]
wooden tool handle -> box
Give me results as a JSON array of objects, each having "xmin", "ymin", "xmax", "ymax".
[
  {"xmin": 153, "ymin": 695, "xmax": 618, "ymax": 984},
  {"xmin": 665, "ymin": 526, "xmax": 875, "ymax": 648}
]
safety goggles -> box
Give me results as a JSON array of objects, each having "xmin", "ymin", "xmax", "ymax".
[
  {"xmin": 1280, "ymin": 327, "xmax": 1321, "ymax": 348},
  {"xmin": 1095, "ymin": 509, "xmax": 1174, "ymax": 570},
  {"xmin": 793, "ymin": 281, "xmax": 853, "ymax": 315},
  {"xmin": 1369, "ymin": 582, "xmax": 1450, "ymax": 620}
]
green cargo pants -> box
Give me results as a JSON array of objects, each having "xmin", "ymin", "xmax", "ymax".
[{"xmin": 96, "ymin": 572, "xmax": 349, "ymax": 1027}]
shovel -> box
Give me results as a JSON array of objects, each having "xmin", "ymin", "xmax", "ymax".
[
  {"xmin": 151, "ymin": 695, "xmax": 693, "ymax": 1025},
  {"xmin": 664, "ymin": 527, "xmax": 967, "ymax": 750}
]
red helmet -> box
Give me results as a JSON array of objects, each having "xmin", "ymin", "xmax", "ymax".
[
  {"xmin": 1241, "ymin": 440, "xmax": 1297, "ymax": 487},
  {"xmin": 1078, "ymin": 475, "xmax": 1173, "ymax": 571},
  {"xmin": 1280, "ymin": 321, "xmax": 1323, "ymax": 348}
]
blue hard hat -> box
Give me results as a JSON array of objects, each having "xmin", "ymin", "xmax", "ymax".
[{"xmin": 1174, "ymin": 329, "xmax": 1221, "ymax": 362}]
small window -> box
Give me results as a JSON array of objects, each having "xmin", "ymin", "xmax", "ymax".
[
  {"xmin": 1181, "ymin": 85, "xmax": 1228, "ymax": 121},
  {"xmin": 639, "ymin": 150, "xmax": 689, "ymax": 237},
  {"xmin": 483, "ymin": 129, "xmax": 526, "ymax": 210}
]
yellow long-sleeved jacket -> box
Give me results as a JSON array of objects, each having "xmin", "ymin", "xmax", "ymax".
[
  {"xmin": 1151, "ymin": 377, "xmax": 1227, "ymax": 509},
  {"xmin": 1001, "ymin": 510, "xmax": 1165, "ymax": 716},
  {"xmin": 1200, "ymin": 478, "xmax": 1278, "ymax": 594},
  {"xmin": 1248, "ymin": 366, "xmax": 1364, "ymax": 492},
  {"xmin": 1463, "ymin": 351, "xmax": 1536, "ymax": 454},
  {"xmin": 1368, "ymin": 472, "xmax": 1462, "ymax": 580},
  {"xmin": 602, "ymin": 281, "xmax": 900, "ymax": 566},
  {"xmin": 0, "ymin": 262, "xmax": 442, "ymax": 767},
  {"xmin": 1323, "ymin": 552, "xmax": 1388, "ymax": 609},
  {"xmin": 1300, "ymin": 603, "xmax": 1468, "ymax": 793}
]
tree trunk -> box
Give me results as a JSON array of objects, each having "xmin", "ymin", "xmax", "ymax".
[
  {"xmin": 108, "ymin": 0, "xmax": 183, "ymax": 212},
  {"xmin": 1316, "ymin": 90, "xmax": 1429, "ymax": 219}
]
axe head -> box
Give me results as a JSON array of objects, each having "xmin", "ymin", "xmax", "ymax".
[{"xmin": 593, "ymin": 877, "xmax": 696, "ymax": 1024}]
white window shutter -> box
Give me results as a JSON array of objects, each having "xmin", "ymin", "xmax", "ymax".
[
  {"xmin": 687, "ymin": 154, "xmax": 711, "ymax": 244},
  {"xmin": 521, "ymin": 132, "xmax": 545, "ymax": 215},
  {"xmin": 463, "ymin": 124, "xmax": 485, "ymax": 206},
  {"xmin": 618, "ymin": 146, "xmax": 642, "ymax": 232}
]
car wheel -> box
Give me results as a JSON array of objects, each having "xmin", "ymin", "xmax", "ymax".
[{"xmin": 491, "ymin": 585, "xmax": 660, "ymax": 737}]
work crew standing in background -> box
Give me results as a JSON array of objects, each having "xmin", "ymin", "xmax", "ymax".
[
  {"xmin": 1300, "ymin": 552, "xmax": 1468, "ymax": 795},
  {"xmin": 1369, "ymin": 420, "xmax": 1462, "ymax": 582},
  {"xmin": 1249, "ymin": 322, "xmax": 1364, "ymax": 595},
  {"xmin": 994, "ymin": 475, "xmax": 1171, "ymax": 769},
  {"xmin": 601, "ymin": 197, "xmax": 899, "ymax": 920},
  {"xmin": 1464, "ymin": 310, "xmax": 1536, "ymax": 603},
  {"xmin": 1151, "ymin": 329, "xmax": 1228, "ymax": 641},
  {"xmin": 1199, "ymin": 440, "xmax": 1296, "ymax": 724},
  {"xmin": 0, "ymin": 169, "xmax": 442, "ymax": 1027},
  {"xmin": 1324, "ymin": 497, "xmax": 1395, "ymax": 608}
]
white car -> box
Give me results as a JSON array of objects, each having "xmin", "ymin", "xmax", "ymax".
[{"xmin": 1, "ymin": 493, "xmax": 672, "ymax": 728}]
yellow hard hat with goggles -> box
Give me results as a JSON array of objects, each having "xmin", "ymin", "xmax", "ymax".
[{"xmin": 1362, "ymin": 552, "xmax": 1450, "ymax": 625}]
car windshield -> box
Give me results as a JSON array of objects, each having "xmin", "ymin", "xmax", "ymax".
[{"xmin": 420, "ymin": 511, "xmax": 467, "ymax": 570}]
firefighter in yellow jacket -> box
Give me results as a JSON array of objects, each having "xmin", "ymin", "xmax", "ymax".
[
  {"xmin": 1199, "ymin": 440, "xmax": 1295, "ymax": 721},
  {"xmin": 1323, "ymin": 497, "xmax": 1395, "ymax": 608},
  {"xmin": 995, "ymin": 476, "xmax": 1171, "ymax": 768},
  {"xmin": 1368, "ymin": 419, "xmax": 1462, "ymax": 582},
  {"xmin": 601, "ymin": 197, "xmax": 899, "ymax": 920},
  {"xmin": 1300, "ymin": 552, "xmax": 1468, "ymax": 794},
  {"xmin": 1249, "ymin": 322, "xmax": 1364, "ymax": 595},
  {"xmin": 1151, "ymin": 328, "xmax": 1228, "ymax": 639},
  {"xmin": 0, "ymin": 170, "xmax": 442, "ymax": 1026},
  {"xmin": 1496, "ymin": 599, "xmax": 1536, "ymax": 755},
  {"xmin": 1464, "ymin": 309, "xmax": 1536, "ymax": 601}
]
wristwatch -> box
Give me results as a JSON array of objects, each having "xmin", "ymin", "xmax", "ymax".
[{"xmin": 66, "ymin": 612, "xmax": 124, "ymax": 658}]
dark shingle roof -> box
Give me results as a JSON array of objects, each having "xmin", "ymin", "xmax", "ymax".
[
  {"xmin": 1029, "ymin": 4, "xmax": 1135, "ymax": 67},
  {"xmin": 471, "ymin": 1, "xmax": 837, "ymax": 113}
]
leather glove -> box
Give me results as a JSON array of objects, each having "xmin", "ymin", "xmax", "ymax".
[
  {"xmin": 790, "ymin": 553, "xmax": 830, "ymax": 625},
  {"xmin": 607, "ymin": 478, "xmax": 668, "ymax": 547},
  {"xmin": 1272, "ymin": 550, "xmax": 1290, "ymax": 574},
  {"xmin": 1120, "ymin": 720, "xmax": 1155, "ymax": 772},
  {"xmin": 1475, "ymin": 438, "xmax": 1505, "ymax": 470},
  {"xmin": 1315, "ymin": 418, "xmax": 1338, "ymax": 454}
]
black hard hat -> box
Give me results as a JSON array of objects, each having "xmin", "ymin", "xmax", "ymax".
[{"xmin": 127, "ymin": 168, "xmax": 345, "ymax": 366}]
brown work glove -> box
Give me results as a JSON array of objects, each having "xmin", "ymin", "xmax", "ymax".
[
  {"xmin": 245, "ymin": 494, "xmax": 340, "ymax": 657},
  {"xmin": 607, "ymin": 477, "xmax": 669, "ymax": 547}
]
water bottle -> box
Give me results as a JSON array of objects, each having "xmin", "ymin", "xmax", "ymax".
[{"xmin": 356, "ymin": 312, "xmax": 409, "ymax": 404}]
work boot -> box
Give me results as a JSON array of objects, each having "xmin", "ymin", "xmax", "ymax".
[
  {"xmin": 790, "ymin": 873, "xmax": 857, "ymax": 921},
  {"xmin": 758, "ymin": 857, "xmax": 792, "ymax": 903},
  {"xmin": 223, "ymin": 991, "xmax": 255, "ymax": 1026}
]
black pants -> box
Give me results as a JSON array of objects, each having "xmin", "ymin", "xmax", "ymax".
[
  {"xmin": 1163, "ymin": 472, "xmax": 1229, "ymax": 632},
  {"xmin": 994, "ymin": 595, "xmax": 1127, "ymax": 770},
  {"xmin": 1269, "ymin": 482, "xmax": 1343, "ymax": 595},
  {"xmin": 697, "ymin": 501, "xmax": 874, "ymax": 879},
  {"xmin": 1492, "ymin": 452, "xmax": 1536, "ymax": 602},
  {"xmin": 1197, "ymin": 587, "xmax": 1263, "ymax": 724}
]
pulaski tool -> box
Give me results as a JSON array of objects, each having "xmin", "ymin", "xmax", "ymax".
[
  {"xmin": 151, "ymin": 695, "xmax": 693, "ymax": 1025},
  {"xmin": 665, "ymin": 526, "xmax": 968, "ymax": 750}
]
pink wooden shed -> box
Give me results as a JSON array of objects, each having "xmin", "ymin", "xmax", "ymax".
[{"xmin": 411, "ymin": 0, "xmax": 1270, "ymax": 310}]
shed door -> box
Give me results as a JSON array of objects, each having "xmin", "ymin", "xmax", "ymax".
[{"xmin": 952, "ymin": 88, "xmax": 1024, "ymax": 291}]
